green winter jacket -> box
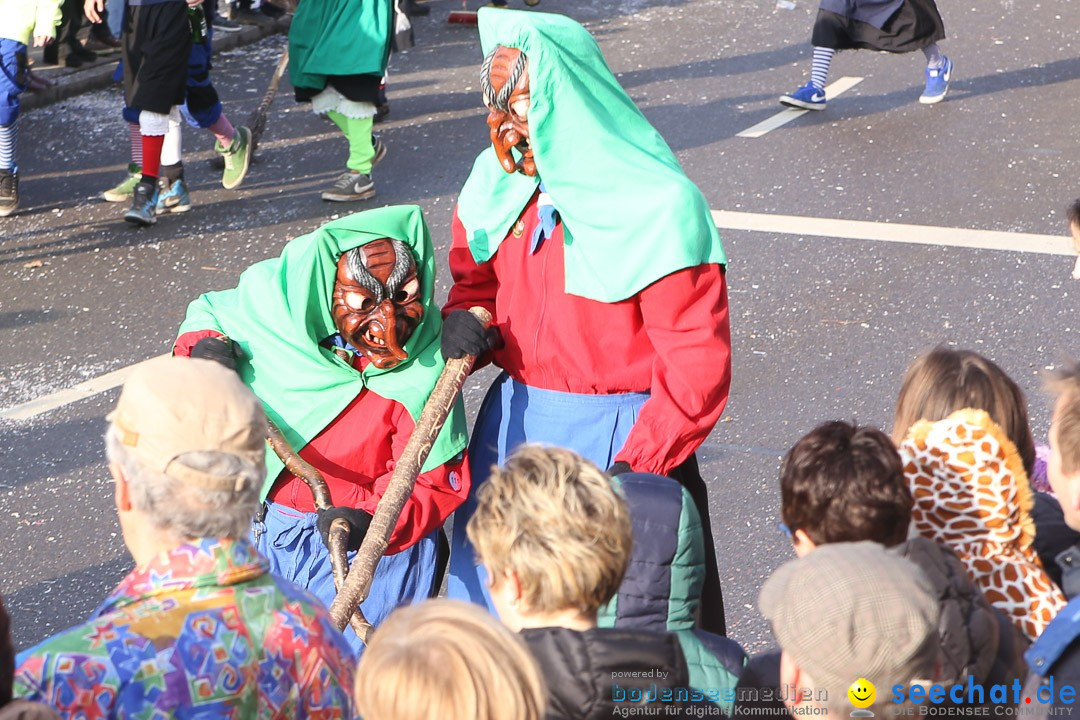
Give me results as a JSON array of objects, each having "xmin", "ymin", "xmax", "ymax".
[
  {"xmin": 599, "ymin": 473, "xmax": 746, "ymax": 714},
  {"xmin": 0, "ymin": 0, "xmax": 62, "ymax": 46}
]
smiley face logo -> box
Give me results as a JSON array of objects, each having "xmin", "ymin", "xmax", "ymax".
[{"xmin": 848, "ymin": 678, "xmax": 876, "ymax": 711}]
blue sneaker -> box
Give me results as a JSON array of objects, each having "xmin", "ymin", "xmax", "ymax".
[
  {"xmin": 124, "ymin": 181, "xmax": 159, "ymax": 226},
  {"xmin": 780, "ymin": 81, "xmax": 826, "ymax": 110},
  {"xmin": 157, "ymin": 177, "xmax": 192, "ymax": 213},
  {"xmin": 920, "ymin": 56, "xmax": 952, "ymax": 104}
]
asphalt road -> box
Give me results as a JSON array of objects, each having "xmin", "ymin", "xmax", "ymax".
[{"xmin": 1, "ymin": 0, "xmax": 1078, "ymax": 654}]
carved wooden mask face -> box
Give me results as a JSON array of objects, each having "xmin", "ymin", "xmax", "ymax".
[
  {"xmin": 482, "ymin": 46, "xmax": 535, "ymax": 176},
  {"xmin": 331, "ymin": 239, "xmax": 423, "ymax": 369}
]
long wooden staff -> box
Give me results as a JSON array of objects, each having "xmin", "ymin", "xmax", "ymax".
[
  {"xmin": 328, "ymin": 306, "xmax": 491, "ymax": 640},
  {"xmin": 246, "ymin": 44, "xmax": 290, "ymax": 154},
  {"xmin": 265, "ymin": 422, "xmax": 369, "ymax": 637}
]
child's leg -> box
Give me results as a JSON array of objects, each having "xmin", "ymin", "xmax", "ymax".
[
  {"xmin": 157, "ymin": 111, "xmax": 191, "ymax": 212},
  {"xmin": 0, "ymin": 119, "xmax": 15, "ymax": 172},
  {"xmin": 922, "ymin": 43, "xmax": 944, "ymax": 68},
  {"xmin": 0, "ymin": 40, "xmax": 27, "ymax": 172},
  {"xmin": 327, "ymin": 110, "xmax": 376, "ymax": 175},
  {"xmin": 138, "ymin": 109, "xmax": 171, "ymax": 186},
  {"xmin": 780, "ymin": 46, "xmax": 833, "ymax": 109},
  {"xmin": 810, "ymin": 46, "xmax": 836, "ymax": 90},
  {"xmin": 159, "ymin": 110, "xmax": 183, "ymax": 180},
  {"xmin": 0, "ymin": 39, "xmax": 27, "ymax": 217},
  {"xmin": 321, "ymin": 110, "xmax": 379, "ymax": 201},
  {"xmin": 918, "ymin": 43, "xmax": 952, "ymax": 104},
  {"xmin": 102, "ymin": 107, "xmax": 144, "ymax": 202},
  {"xmin": 128, "ymin": 119, "xmax": 143, "ymax": 166}
]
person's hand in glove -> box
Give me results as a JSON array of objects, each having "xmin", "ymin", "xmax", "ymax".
[
  {"xmin": 190, "ymin": 336, "xmax": 239, "ymax": 371},
  {"xmin": 441, "ymin": 309, "xmax": 499, "ymax": 360},
  {"xmin": 317, "ymin": 506, "xmax": 374, "ymax": 552},
  {"xmin": 607, "ymin": 461, "xmax": 632, "ymax": 477}
]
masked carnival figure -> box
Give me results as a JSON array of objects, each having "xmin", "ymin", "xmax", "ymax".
[
  {"xmin": 174, "ymin": 205, "xmax": 469, "ymax": 652},
  {"xmin": 442, "ymin": 9, "xmax": 732, "ymax": 634}
]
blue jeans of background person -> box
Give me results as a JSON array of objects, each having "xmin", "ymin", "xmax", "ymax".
[
  {"xmin": 0, "ymin": 39, "xmax": 27, "ymax": 128},
  {"xmin": 107, "ymin": 0, "xmax": 125, "ymax": 38},
  {"xmin": 446, "ymin": 372, "xmax": 648, "ymax": 612},
  {"xmin": 254, "ymin": 501, "xmax": 438, "ymax": 656}
]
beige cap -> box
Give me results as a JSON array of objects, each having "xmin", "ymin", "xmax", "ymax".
[
  {"xmin": 759, "ymin": 541, "xmax": 940, "ymax": 693},
  {"xmin": 107, "ymin": 356, "xmax": 267, "ymax": 492}
]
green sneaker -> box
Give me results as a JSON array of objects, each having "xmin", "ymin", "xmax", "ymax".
[
  {"xmin": 216, "ymin": 126, "xmax": 253, "ymax": 190},
  {"xmin": 102, "ymin": 163, "xmax": 142, "ymax": 202}
]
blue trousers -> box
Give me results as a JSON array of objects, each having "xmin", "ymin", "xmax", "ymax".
[
  {"xmin": 446, "ymin": 372, "xmax": 648, "ymax": 611},
  {"xmin": 0, "ymin": 39, "xmax": 27, "ymax": 127},
  {"xmin": 254, "ymin": 501, "xmax": 438, "ymax": 655}
]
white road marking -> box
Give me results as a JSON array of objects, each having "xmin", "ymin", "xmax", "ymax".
[
  {"xmin": 711, "ymin": 210, "xmax": 1075, "ymax": 256},
  {"xmin": 0, "ymin": 355, "xmax": 168, "ymax": 422},
  {"xmin": 1, "ymin": 211, "xmax": 1073, "ymax": 421},
  {"xmin": 736, "ymin": 76, "xmax": 864, "ymax": 138}
]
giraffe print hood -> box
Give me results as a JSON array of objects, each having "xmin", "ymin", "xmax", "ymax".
[{"xmin": 899, "ymin": 408, "xmax": 1066, "ymax": 642}]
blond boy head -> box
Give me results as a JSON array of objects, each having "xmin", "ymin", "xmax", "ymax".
[
  {"xmin": 355, "ymin": 599, "xmax": 545, "ymax": 720},
  {"xmin": 467, "ymin": 444, "xmax": 633, "ymax": 627}
]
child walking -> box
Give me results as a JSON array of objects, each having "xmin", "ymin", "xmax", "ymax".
[
  {"xmin": 780, "ymin": 0, "xmax": 953, "ymax": 111},
  {"xmin": 0, "ymin": 0, "xmax": 63, "ymax": 217}
]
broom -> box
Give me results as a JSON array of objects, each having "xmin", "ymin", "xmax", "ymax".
[
  {"xmin": 246, "ymin": 45, "xmax": 290, "ymax": 155},
  {"xmin": 448, "ymin": 0, "xmax": 541, "ymax": 23}
]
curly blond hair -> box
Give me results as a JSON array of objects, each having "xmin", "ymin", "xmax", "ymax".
[
  {"xmin": 355, "ymin": 600, "xmax": 545, "ymax": 720},
  {"xmin": 467, "ymin": 444, "xmax": 633, "ymax": 616}
]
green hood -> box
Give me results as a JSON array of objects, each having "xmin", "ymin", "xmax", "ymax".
[
  {"xmin": 178, "ymin": 206, "xmax": 468, "ymax": 500},
  {"xmin": 456, "ymin": 8, "xmax": 726, "ymax": 304}
]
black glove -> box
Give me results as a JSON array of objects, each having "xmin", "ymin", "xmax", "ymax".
[
  {"xmin": 607, "ymin": 461, "xmax": 632, "ymax": 477},
  {"xmin": 190, "ymin": 336, "xmax": 238, "ymax": 372},
  {"xmin": 441, "ymin": 309, "xmax": 499, "ymax": 360},
  {"xmin": 317, "ymin": 506, "xmax": 373, "ymax": 552}
]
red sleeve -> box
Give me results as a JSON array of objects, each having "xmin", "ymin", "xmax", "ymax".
[
  {"xmin": 173, "ymin": 329, "xmax": 225, "ymax": 357},
  {"xmin": 442, "ymin": 206, "xmax": 500, "ymax": 371},
  {"xmin": 368, "ymin": 404, "xmax": 471, "ymax": 555},
  {"xmin": 613, "ymin": 264, "xmax": 731, "ymax": 475},
  {"xmin": 444, "ymin": 207, "xmax": 498, "ymax": 320}
]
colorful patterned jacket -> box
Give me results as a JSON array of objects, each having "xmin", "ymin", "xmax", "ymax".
[{"xmin": 13, "ymin": 538, "xmax": 356, "ymax": 719}]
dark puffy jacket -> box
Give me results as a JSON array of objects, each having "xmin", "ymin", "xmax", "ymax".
[
  {"xmin": 521, "ymin": 626, "xmax": 720, "ymax": 720},
  {"xmin": 597, "ymin": 473, "xmax": 746, "ymax": 715},
  {"xmin": 1032, "ymin": 492, "xmax": 1080, "ymax": 596},
  {"xmin": 891, "ymin": 537, "xmax": 1028, "ymax": 687},
  {"xmin": 1022, "ymin": 595, "xmax": 1080, "ymax": 719},
  {"xmin": 734, "ymin": 540, "xmax": 1028, "ymax": 717}
]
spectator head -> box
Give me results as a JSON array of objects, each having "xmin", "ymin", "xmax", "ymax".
[
  {"xmin": 355, "ymin": 599, "xmax": 545, "ymax": 720},
  {"xmin": 780, "ymin": 421, "xmax": 912, "ymax": 555},
  {"xmin": 1046, "ymin": 360, "xmax": 1080, "ymax": 531},
  {"xmin": 466, "ymin": 444, "xmax": 632, "ymax": 631},
  {"xmin": 105, "ymin": 356, "xmax": 266, "ymax": 564},
  {"xmin": 1067, "ymin": 199, "xmax": 1080, "ymax": 235},
  {"xmin": 892, "ymin": 347, "xmax": 1036, "ymax": 477},
  {"xmin": 898, "ymin": 408, "xmax": 1065, "ymax": 641},
  {"xmin": 760, "ymin": 542, "xmax": 939, "ymax": 716}
]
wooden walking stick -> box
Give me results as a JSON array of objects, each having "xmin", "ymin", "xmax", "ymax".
[
  {"xmin": 246, "ymin": 45, "xmax": 290, "ymax": 155},
  {"xmin": 266, "ymin": 422, "xmax": 369, "ymax": 637},
  {"xmin": 328, "ymin": 306, "xmax": 492, "ymax": 640}
]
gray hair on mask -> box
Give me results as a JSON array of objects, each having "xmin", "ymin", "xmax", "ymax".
[
  {"xmin": 481, "ymin": 46, "xmax": 526, "ymax": 112},
  {"xmin": 342, "ymin": 240, "xmax": 415, "ymax": 303}
]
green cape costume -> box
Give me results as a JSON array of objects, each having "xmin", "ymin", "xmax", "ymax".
[
  {"xmin": 178, "ymin": 206, "xmax": 469, "ymax": 500},
  {"xmin": 456, "ymin": 9, "xmax": 727, "ymax": 304},
  {"xmin": 288, "ymin": 0, "xmax": 392, "ymax": 91}
]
